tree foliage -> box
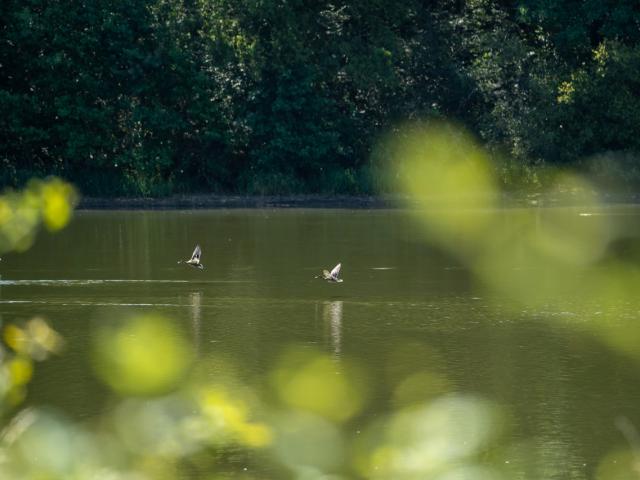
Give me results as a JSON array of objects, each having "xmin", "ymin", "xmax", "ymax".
[{"xmin": 1, "ymin": 0, "xmax": 639, "ymax": 195}]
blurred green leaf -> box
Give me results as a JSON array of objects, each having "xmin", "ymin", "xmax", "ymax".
[{"xmin": 92, "ymin": 315, "xmax": 194, "ymax": 396}]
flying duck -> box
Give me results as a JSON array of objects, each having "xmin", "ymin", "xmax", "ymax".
[
  {"xmin": 179, "ymin": 245, "xmax": 204, "ymax": 270},
  {"xmin": 322, "ymin": 263, "xmax": 343, "ymax": 283}
]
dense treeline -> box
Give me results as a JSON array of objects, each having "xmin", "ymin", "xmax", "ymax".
[{"xmin": 1, "ymin": 0, "xmax": 639, "ymax": 196}]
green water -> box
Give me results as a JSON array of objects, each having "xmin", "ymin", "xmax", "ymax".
[{"xmin": 1, "ymin": 208, "xmax": 640, "ymax": 478}]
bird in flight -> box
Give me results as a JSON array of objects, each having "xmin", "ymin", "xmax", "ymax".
[
  {"xmin": 179, "ymin": 245, "xmax": 204, "ymax": 270},
  {"xmin": 322, "ymin": 263, "xmax": 343, "ymax": 283}
]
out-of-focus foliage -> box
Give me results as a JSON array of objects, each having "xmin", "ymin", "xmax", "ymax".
[
  {"xmin": 0, "ymin": 313, "xmax": 63, "ymax": 413},
  {"xmin": 4, "ymin": 317, "xmax": 63, "ymax": 362},
  {"xmin": 0, "ymin": 178, "xmax": 78, "ymax": 254},
  {"xmin": 0, "ymin": 178, "xmax": 73, "ymax": 412},
  {"xmin": 92, "ymin": 314, "xmax": 194, "ymax": 396},
  {"xmin": 0, "ymin": 312, "xmax": 509, "ymax": 480},
  {"xmin": 270, "ymin": 346, "xmax": 367, "ymax": 423},
  {"xmin": 371, "ymin": 120, "xmax": 640, "ymax": 479},
  {"xmin": 3, "ymin": 0, "xmax": 638, "ymax": 196},
  {"xmin": 380, "ymin": 121, "xmax": 640, "ymax": 369},
  {"xmin": 355, "ymin": 395, "xmax": 501, "ymax": 479}
]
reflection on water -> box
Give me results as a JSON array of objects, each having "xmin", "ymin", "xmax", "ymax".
[
  {"xmin": 322, "ymin": 301, "xmax": 343, "ymax": 356},
  {"xmin": 190, "ymin": 291, "xmax": 202, "ymax": 354}
]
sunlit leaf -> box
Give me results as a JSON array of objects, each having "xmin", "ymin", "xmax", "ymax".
[
  {"xmin": 3, "ymin": 324, "xmax": 27, "ymax": 355},
  {"xmin": 196, "ymin": 385, "xmax": 272, "ymax": 448},
  {"xmin": 0, "ymin": 178, "xmax": 77, "ymax": 254},
  {"xmin": 25, "ymin": 317, "xmax": 64, "ymax": 360},
  {"xmin": 3, "ymin": 318, "xmax": 63, "ymax": 361},
  {"xmin": 386, "ymin": 121, "xmax": 499, "ymax": 256},
  {"xmin": 39, "ymin": 179, "xmax": 78, "ymax": 231},
  {"xmin": 92, "ymin": 315, "xmax": 194, "ymax": 396},
  {"xmin": 7, "ymin": 357, "xmax": 33, "ymax": 387},
  {"xmin": 271, "ymin": 347, "xmax": 367, "ymax": 423}
]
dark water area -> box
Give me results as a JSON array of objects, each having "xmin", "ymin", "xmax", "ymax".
[{"xmin": 1, "ymin": 208, "xmax": 640, "ymax": 478}]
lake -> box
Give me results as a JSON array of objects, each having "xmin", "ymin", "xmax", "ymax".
[{"xmin": 1, "ymin": 207, "xmax": 639, "ymax": 479}]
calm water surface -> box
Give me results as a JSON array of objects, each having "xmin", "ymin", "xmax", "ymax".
[{"xmin": 1, "ymin": 208, "xmax": 640, "ymax": 478}]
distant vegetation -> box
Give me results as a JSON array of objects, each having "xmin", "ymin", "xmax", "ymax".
[{"xmin": 1, "ymin": 0, "xmax": 639, "ymax": 196}]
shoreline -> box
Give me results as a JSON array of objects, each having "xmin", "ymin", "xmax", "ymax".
[
  {"xmin": 77, "ymin": 192, "xmax": 640, "ymax": 210},
  {"xmin": 77, "ymin": 194, "xmax": 400, "ymax": 210}
]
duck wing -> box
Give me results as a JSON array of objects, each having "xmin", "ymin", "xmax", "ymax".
[
  {"xmin": 330, "ymin": 263, "xmax": 341, "ymax": 279},
  {"xmin": 190, "ymin": 245, "xmax": 202, "ymax": 262}
]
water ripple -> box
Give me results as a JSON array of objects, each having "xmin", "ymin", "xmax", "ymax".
[
  {"xmin": 0, "ymin": 299, "xmax": 185, "ymax": 307},
  {"xmin": 0, "ymin": 279, "xmax": 250, "ymax": 286}
]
